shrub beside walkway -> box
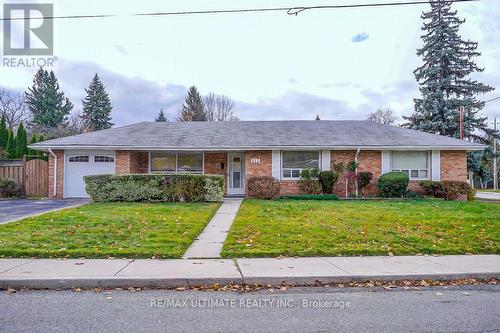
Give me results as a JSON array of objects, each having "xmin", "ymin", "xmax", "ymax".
[{"xmin": 183, "ymin": 198, "xmax": 243, "ymax": 258}]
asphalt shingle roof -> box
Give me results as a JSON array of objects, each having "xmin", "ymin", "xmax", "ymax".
[{"xmin": 31, "ymin": 120, "xmax": 485, "ymax": 150}]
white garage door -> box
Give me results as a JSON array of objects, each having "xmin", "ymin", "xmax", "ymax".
[{"xmin": 64, "ymin": 151, "xmax": 115, "ymax": 198}]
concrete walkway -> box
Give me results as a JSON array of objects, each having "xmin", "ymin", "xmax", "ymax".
[
  {"xmin": 183, "ymin": 198, "xmax": 243, "ymax": 259},
  {"xmin": 0, "ymin": 255, "xmax": 498, "ymax": 289}
]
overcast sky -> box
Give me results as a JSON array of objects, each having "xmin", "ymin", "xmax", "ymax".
[{"xmin": 1, "ymin": 0, "xmax": 499, "ymax": 126}]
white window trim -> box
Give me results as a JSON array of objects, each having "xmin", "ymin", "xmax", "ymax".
[
  {"xmin": 148, "ymin": 151, "xmax": 205, "ymax": 175},
  {"xmin": 390, "ymin": 151, "xmax": 430, "ymax": 180},
  {"xmin": 281, "ymin": 151, "xmax": 320, "ymax": 180}
]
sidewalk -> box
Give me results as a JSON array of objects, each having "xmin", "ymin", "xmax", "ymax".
[
  {"xmin": 183, "ymin": 198, "xmax": 242, "ymax": 258},
  {"xmin": 0, "ymin": 255, "xmax": 498, "ymax": 289}
]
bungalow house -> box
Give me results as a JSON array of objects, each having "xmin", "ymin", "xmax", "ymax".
[{"xmin": 30, "ymin": 120, "xmax": 484, "ymax": 198}]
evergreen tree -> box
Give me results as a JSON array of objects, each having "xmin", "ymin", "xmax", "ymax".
[
  {"xmin": 26, "ymin": 68, "xmax": 73, "ymax": 128},
  {"xmin": 403, "ymin": 0, "xmax": 495, "ymax": 142},
  {"xmin": 81, "ymin": 73, "xmax": 114, "ymax": 131},
  {"xmin": 5, "ymin": 128, "xmax": 15, "ymax": 159},
  {"xmin": 36, "ymin": 134, "xmax": 45, "ymax": 158},
  {"xmin": 0, "ymin": 115, "xmax": 7, "ymax": 151},
  {"xmin": 15, "ymin": 122, "xmax": 28, "ymax": 158},
  {"xmin": 27, "ymin": 133, "xmax": 37, "ymax": 157},
  {"xmin": 155, "ymin": 108, "xmax": 167, "ymax": 122},
  {"xmin": 178, "ymin": 86, "xmax": 206, "ymax": 121}
]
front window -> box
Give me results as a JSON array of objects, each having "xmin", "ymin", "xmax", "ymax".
[
  {"xmin": 150, "ymin": 152, "xmax": 203, "ymax": 174},
  {"xmin": 177, "ymin": 153, "xmax": 203, "ymax": 173},
  {"xmin": 391, "ymin": 151, "xmax": 429, "ymax": 180},
  {"xmin": 282, "ymin": 151, "xmax": 319, "ymax": 179}
]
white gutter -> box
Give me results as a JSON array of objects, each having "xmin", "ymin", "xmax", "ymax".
[
  {"xmin": 27, "ymin": 145, "xmax": 487, "ymax": 152},
  {"xmin": 47, "ymin": 147, "xmax": 57, "ymax": 197}
]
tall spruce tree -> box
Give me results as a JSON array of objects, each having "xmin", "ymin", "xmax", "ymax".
[
  {"xmin": 26, "ymin": 68, "xmax": 73, "ymax": 128},
  {"xmin": 15, "ymin": 123, "xmax": 28, "ymax": 158},
  {"xmin": 5, "ymin": 128, "xmax": 15, "ymax": 159},
  {"xmin": 27, "ymin": 133, "xmax": 37, "ymax": 157},
  {"xmin": 403, "ymin": 0, "xmax": 495, "ymax": 142},
  {"xmin": 155, "ymin": 108, "xmax": 167, "ymax": 122},
  {"xmin": 178, "ymin": 86, "xmax": 206, "ymax": 121},
  {"xmin": 81, "ymin": 74, "xmax": 114, "ymax": 131},
  {"xmin": 0, "ymin": 115, "xmax": 7, "ymax": 151}
]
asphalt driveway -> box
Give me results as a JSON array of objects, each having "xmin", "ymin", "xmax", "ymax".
[{"xmin": 0, "ymin": 199, "xmax": 89, "ymax": 224}]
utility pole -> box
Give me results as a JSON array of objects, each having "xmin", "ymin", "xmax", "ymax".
[{"xmin": 494, "ymin": 117, "xmax": 498, "ymax": 190}]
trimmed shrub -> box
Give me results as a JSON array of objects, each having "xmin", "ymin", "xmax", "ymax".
[
  {"xmin": 377, "ymin": 172, "xmax": 409, "ymax": 198},
  {"xmin": 419, "ymin": 180, "xmax": 445, "ymax": 198},
  {"xmin": 299, "ymin": 168, "xmax": 321, "ymax": 194},
  {"xmin": 467, "ymin": 187, "xmax": 476, "ymax": 202},
  {"xmin": 318, "ymin": 171, "xmax": 338, "ymax": 194},
  {"xmin": 84, "ymin": 174, "xmax": 224, "ymax": 202},
  {"xmin": 358, "ymin": 171, "xmax": 373, "ymax": 193},
  {"xmin": 247, "ymin": 176, "xmax": 281, "ymax": 200},
  {"xmin": 281, "ymin": 194, "xmax": 339, "ymax": 201},
  {"xmin": 0, "ymin": 178, "xmax": 21, "ymax": 198},
  {"xmin": 442, "ymin": 181, "xmax": 470, "ymax": 201}
]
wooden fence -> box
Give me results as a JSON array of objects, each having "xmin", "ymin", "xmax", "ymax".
[{"xmin": 0, "ymin": 158, "xmax": 49, "ymax": 197}]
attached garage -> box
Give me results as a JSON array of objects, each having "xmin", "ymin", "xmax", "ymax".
[{"xmin": 64, "ymin": 151, "xmax": 115, "ymax": 198}]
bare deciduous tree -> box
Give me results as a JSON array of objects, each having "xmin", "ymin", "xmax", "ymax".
[
  {"xmin": 203, "ymin": 93, "xmax": 239, "ymax": 122},
  {"xmin": 366, "ymin": 107, "xmax": 397, "ymax": 125},
  {"xmin": 0, "ymin": 89, "xmax": 30, "ymax": 128},
  {"xmin": 30, "ymin": 111, "xmax": 85, "ymax": 140}
]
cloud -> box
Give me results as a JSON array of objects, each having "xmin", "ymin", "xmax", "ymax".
[
  {"xmin": 52, "ymin": 59, "xmax": 188, "ymax": 125},
  {"xmin": 114, "ymin": 45, "xmax": 128, "ymax": 55},
  {"xmin": 2, "ymin": 59, "xmax": 424, "ymax": 126},
  {"xmin": 351, "ymin": 32, "xmax": 370, "ymax": 43}
]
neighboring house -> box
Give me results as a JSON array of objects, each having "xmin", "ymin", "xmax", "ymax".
[{"xmin": 29, "ymin": 120, "xmax": 484, "ymax": 198}]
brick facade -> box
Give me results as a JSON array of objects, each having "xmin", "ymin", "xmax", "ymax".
[
  {"xmin": 244, "ymin": 151, "xmax": 272, "ymax": 196},
  {"xmin": 48, "ymin": 150, "xmax": 64, "ymax": 199},
  {"xmin": 204, "ymin": 152, "xmax": 228, "ymax": 194},
  {"xmin": 440, "ymin": 150, "xmax": 467, "ymax": 182},
  {"xmin": 115, "ymin": 151, "xmax": 149, "ymax": 174},
  {"xmin": 330, "ymin": 150, "xmax": 382, "ymax": 197}
]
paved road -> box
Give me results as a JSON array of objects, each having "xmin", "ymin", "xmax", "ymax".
[
  {"xmin": 476, "ymin": 191, "xmax": 500, "ymax": 202},
  {"xmin": 0, "ymin": 286, "xmax": 498, "ymax": 332},
  {"xmin": 0, "ymin": 199, "xmax": 88, "ymax": 223}
]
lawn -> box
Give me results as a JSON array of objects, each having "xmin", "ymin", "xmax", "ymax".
[
  {"xmin": 221, "ymin": 199, "xmax": 500, "ymax": 257},
  {"xmin": 0, "ymin": 202, "xmax": 220, "ymax": 258}
]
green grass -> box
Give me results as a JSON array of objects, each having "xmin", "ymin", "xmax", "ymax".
[
  {"xmin": 221, "ymin": 199, "xmax": 500, "ymax": 258},
  {"xmin": 0, "ymin": 202, "xmax": 220, "ymax": 259},
  {"xmin": 479, "ymin": 189, "xmax": 500, "ymax": 193}
]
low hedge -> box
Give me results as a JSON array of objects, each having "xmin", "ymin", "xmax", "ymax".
[
  {"xmin": 419, "ymin": 180, "xmax": 445, "ymax": 198},
  {"xmin": 281, "ymin": 194, "xmax": 339, "ymax": 201},
  {"xmin": 420, "ymin": 180, "xmax": 472, "ymax": 201},
  {"xmin": 247, "ymin": 176, "xmax": 281, "ymax": 200},
  {"xmin": 378, "ymin": 172, "xmax": 409, "ymax": 198},
  {"xmin": 84, "ymin": 174, "xmax": 224, "ymax": 202}
]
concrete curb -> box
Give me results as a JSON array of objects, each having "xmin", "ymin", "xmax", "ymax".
[
  {"xmin": 1, "ymin": 272, "xmax": 498, "ymax": 290},
  {"xmin": 1, "ymin": 255, "xmax": 498, "ymax": 290}
]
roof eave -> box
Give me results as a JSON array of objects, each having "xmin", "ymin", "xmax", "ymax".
[{"xmin": 28, "ymin": 144, "xmax": 486, "ymax": 152}]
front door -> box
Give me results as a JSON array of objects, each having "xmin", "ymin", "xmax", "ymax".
[{"xmin": 227, "ymin": 153, "xmax": 245, "ymax": 195}]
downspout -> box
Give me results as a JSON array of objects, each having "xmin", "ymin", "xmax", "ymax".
[
  {"xmin": 354, "ymin": 148, "xmax": 361, "ymax": 198},
  {"xmin": 47, "ymin": 147, "xmax": 57, "ymax": 197}
]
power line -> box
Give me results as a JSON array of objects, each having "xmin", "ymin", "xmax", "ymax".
[
  {"xmin": 0, "ymin": 0, "xmax": 478, "ymax": 21},
  {"xmin": 484, "ymin": 96, "xmax": 500, "ymax": 104}
]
